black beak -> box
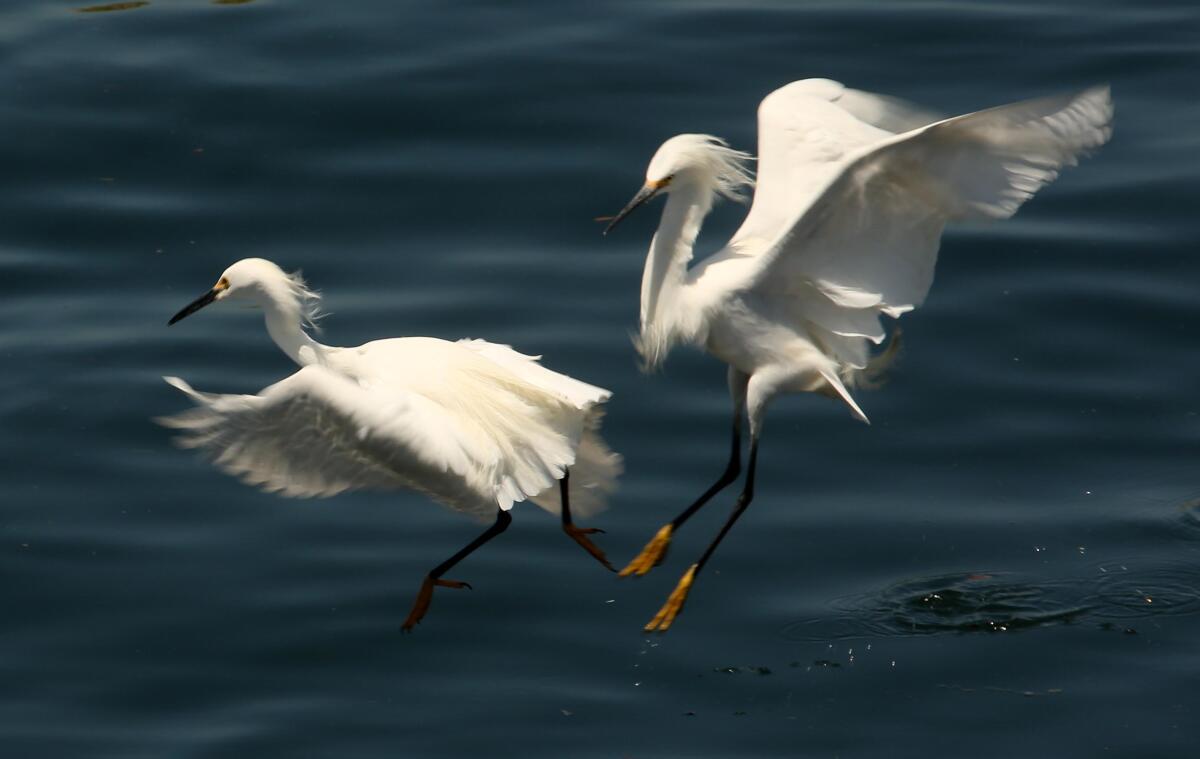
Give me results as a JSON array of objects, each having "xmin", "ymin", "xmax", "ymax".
[
  {"xmin": 603, "ymin": 184, "xmax": 660, "ymax": 236},
  {"xmin": 168, "ymin": 288, "xmax": 219, "ymax": 325}
]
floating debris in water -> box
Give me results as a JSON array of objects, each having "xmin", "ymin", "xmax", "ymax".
[{"xmin": 75, "ymin": 1, "xmax": 149, "ymax": 11}]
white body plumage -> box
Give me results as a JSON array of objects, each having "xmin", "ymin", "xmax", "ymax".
[
  {"xmin": 606, "ymin": 78, "xmax": 1113, "ymax": 632},
  {"xmin": 159, "ymin": 258, "xmax": 620, "ymax": 521},
  {"xmin": 617, "ymin": 78, "xmax": 1114, "ymax": 432}
]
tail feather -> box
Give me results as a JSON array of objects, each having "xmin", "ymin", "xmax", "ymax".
[{"xmin": 529, "ymin": 408, "xmax": 623, "ymax": 519}]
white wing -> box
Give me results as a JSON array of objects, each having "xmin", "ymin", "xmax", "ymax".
[
  {"xmin": 456, "ymin": 339, "xmax": 611, "ymax": 409},
  {"xmin": 731, "ymin": 83, "xmax": 1113, "ymax": 366},
  {"xmin": 456, "ymin": 339, "xmax": 621, "ymax": 518},
  {"xmin": 729, "ymin": 79, "xmax": 943, "ymax": 251},
  {"xmin": 158, "ymin": 357, "xmax": 617, "ymax": 517},
  {"xmin": 158, "ymin": 369, "xmax": 486, "ymax": 506}
]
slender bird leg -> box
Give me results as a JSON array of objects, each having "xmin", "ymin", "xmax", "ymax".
[
  {"xmin": 644, "ymin": 437, "xmax": 759, "ymax": 633},
  {"xmin": 402, "ymin": 508, "xmax": 512, "ymax": 632},
  {"xmin": 620, "ymin": 369, "xmax": 749, "ymax": 578},
  {"xmin": 560, "ymin": 470, "xmax": 615, "ymax": 572}
]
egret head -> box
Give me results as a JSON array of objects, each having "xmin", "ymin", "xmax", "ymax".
[
  {"xmin": 603, "ymin": 134, "xmax": 754, "ymax": 234},
  {"xmin": 168, "ymin": 258, "xmax": 321, "ymax": 328}
]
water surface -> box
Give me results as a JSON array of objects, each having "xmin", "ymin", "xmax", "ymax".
[{"xmin": 2, "ymin": 1, "xmax": 1198, "ymax": 756}]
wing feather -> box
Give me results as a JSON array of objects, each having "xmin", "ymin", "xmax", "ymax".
[
  {"xmin": 738, "ymin": 84, "xmax": 1112, "ymax": 360},
  {"xmin": 158, "ymin": 369, "xmax": 492, "ymax": 507},
  {"xmin": 456, "ymin": 339, "xmax": 611, "ymax": 409},
  {"xmin": 160, "ymin": 346, "xmax": 621, "ymax": 518},
  {"xmin": 455, "ymin": 339, "xmax": 621, "ymax": 518}
]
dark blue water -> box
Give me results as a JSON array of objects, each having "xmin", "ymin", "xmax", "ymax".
[{"xmin": 3, "ymin": 1, "xmax": 1198, "ymax": 756}]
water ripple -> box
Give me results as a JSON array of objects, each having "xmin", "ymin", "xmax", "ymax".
[
  {"xmin": 781, "ymin": 554, "xmax": 1200, "ymax": 641},
  {"xmin": 781, "ymin": 572, "xmax": 1093, "ymax": 641}
]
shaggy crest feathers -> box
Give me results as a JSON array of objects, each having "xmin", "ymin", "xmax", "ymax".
[
  {"xmin": 284, "ymin": 270, "xmax": 324, "ymax": 332},
  {"xmin": 669, "ymin": 134, "xmax": 756, "ymax": 202}
]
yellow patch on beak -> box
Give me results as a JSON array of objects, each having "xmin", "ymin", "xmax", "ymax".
[
  {"xmin": 215, "ymin": 277, "xmax": 230, "ymax": 291},
  {"xmin": 648, "ymin": 177, "xmax": 672, "ymax": 190}
]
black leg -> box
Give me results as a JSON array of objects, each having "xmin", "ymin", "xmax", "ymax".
[
  {"xmin": 671, "ymin": 420, "xmax": 742, "ymax": 530},
  {"xmin": 402, "ymin": 507, "xmax": 512, "ymax": 631},
  {"xmin": 644, "ymin": 436, "xmax": 759, "ymax": 632},
  {"xmin": 560, "ymin": 469, "xmax": 614, "ymax": 571},
  {"xmin": 619, "ymin": 415, "xmax": 742, "ymax": 577},
  {"xmin": 694, "ymin": 437, "xmax": 758, "ymax": 573}
]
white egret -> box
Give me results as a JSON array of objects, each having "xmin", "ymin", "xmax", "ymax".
[
  {"xmin": 158, "ymin": 258, "xmax": 621, "ymax": 631},
  {"xmin": 604, "ymin": 79, "xmax": 1113, "ymax": 632}
]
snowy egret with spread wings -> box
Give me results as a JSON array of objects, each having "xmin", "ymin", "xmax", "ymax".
[
  {"xmin": 159, "ymin": 258, "xmax": 621, "ymax": 631},
  {"xmin": 604, "ymin": 79, "xmax": 1113, "ymax": 632}
]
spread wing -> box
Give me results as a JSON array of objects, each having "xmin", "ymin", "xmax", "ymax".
[
  {"xmin": 159, "ymin": 365, "xmax": 547, "ymax": 515},
  {"xmin": 729, "ymin": 79, "xmax": 943, "ymax": 252},
  {"xmin": 731, "ymin": 82, "xmax": 1113, "ymax": 365}
]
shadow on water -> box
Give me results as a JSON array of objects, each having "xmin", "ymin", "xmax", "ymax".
[{"xmin": 781, "ymin": 503, "xmax": 1200, "ymax": 641}]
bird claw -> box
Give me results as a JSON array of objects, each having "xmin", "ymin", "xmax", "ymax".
[
  {"xmin": 644, "ymin": 563, "xmax": 698, "ymax": 633},
  {"xmin": 618, "ymin": 524, "xmax": 673, "ymax": 577},
  {"xmin": 401, "ymin": 574, "xmax": 472, "ymax": 632},
  {"xmin": 564, "ymin": 524, "xmax": 615, "ymax": 572}
]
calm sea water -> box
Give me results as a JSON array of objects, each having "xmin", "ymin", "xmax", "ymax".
[{"xmin": 2, "ymin": 1, "xmax": 1198, "ymax": 756}]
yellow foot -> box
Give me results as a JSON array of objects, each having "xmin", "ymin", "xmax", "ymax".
[
  {"xmin": 618, "ymin": 524, "xmax": 673, "ymax": 577},
  {"xmin": 564, "ymin": 523, "xmax": 615, "ymax": 572},
  {"xmin": 401, "ymin": 575, "xmax": 472, "ymax": 632},
  {"xmin": 644, "ymin": 564, "xmax": 698, "ymax": 633}
]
